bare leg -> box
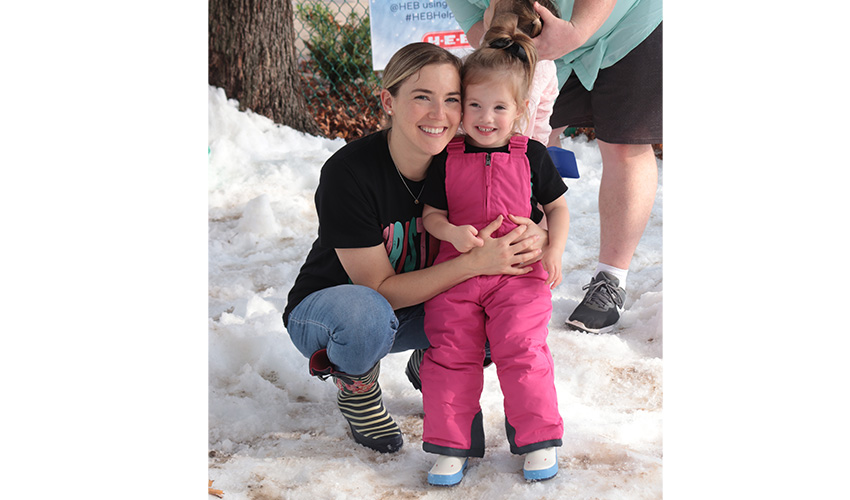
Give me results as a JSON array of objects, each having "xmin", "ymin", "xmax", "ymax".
[
  {"xmin": 596, "ymin": 140, "xmax": 658, "ymax": 270},
  {"xmin": 548, "ymin": 126, "xmax": 567, "ymax": 147}
]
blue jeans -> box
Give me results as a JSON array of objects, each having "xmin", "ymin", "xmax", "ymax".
[{"xmin": 286, "ymin": 284, "xmax": 429, "ymax": 375}]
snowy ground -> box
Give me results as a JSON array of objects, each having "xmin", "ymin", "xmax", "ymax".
[
  {"xmin": 207, "ymin": 86, "xmax": 663, "ymax": 499},
  {"xmin": 6, "ymin": 6, "xmax": 850, "ymax": 500}
]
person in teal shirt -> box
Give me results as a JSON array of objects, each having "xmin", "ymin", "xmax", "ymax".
[{"xmin": 447, "ymin": 0, "xmax": 662, "ymax": 334}]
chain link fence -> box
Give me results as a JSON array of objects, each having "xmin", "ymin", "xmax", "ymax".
[
  {"xmin": 293, "ymin": 0, "xmax": 384, "ymax": 141},
  {"xmin": 290, "ymin": 1, "xmax": 661, "ymax": 157}
]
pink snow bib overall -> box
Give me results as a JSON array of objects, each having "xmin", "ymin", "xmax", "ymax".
[{"xmin": 421, "ymin": 136, "xmax": 563, "ymax": 457}]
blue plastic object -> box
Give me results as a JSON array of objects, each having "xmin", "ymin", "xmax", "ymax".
[{"xmin": 547, "ymin": 146, "xmax": 579, "ymax": 179}]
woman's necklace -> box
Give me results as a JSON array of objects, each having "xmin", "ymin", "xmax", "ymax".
[
  {"xmin": 387, "ymin": 129, "xmax": 426, "ymax": 204},
  {"xmin": 394, "ymin": 164, "xmax": 425, "ymax": 205}
]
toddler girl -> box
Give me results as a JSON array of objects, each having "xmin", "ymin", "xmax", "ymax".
[{"xmin": 419, "ymin": 13, "xmax": 570, "ymax": 486}]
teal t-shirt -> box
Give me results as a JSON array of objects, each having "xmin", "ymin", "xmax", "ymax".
[{"xmin": 446, "ymin": 0, "xmax": 662, "ymax": 90}]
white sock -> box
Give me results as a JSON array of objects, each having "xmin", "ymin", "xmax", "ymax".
[{"xmin": 595, "ymin": 263, "xmax": 628, "ymax": 290}]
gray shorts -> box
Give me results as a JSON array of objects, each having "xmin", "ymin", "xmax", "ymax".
[{"xmin": 550, "ymin": 22, "xmax": 662, "ymax": 144}]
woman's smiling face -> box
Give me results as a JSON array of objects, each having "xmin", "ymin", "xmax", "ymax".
[{"xmin": 381, "ymin": 62, "xmax": 462, "ymax": 160}]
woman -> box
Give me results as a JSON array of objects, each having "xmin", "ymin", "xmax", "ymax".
[{"xmin": 282, "ymin": 42, "xmax": 547, "ymax": 454}]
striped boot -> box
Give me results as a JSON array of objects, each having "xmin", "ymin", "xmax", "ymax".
[
  {"xmin": 405, "ymin": 348, "xmax": 425, "ymax": 391},
  {"xmin": 406, "ymin": 347, "xmax": 490, "ymax": 392},
  {"xmin": 309, "ymin": 349, "xmax": 403, "ymax": 453}
]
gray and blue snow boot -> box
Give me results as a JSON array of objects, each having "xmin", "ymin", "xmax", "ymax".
[
  {"xmin": 428, "ymin": 455, "xmax": 468, "ymax": 486},
  {"xmin": 523, "ymin": 447, "xmax": 558, "ymax": 481}
]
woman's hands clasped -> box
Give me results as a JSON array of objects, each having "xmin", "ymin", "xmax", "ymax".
[{"xmin": 461, "ymin": 215, "xmax": 547, "ymax": 276}]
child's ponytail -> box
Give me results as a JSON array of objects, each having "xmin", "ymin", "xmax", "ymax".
[
  {"xmin": 482, "ymin": 12, "xmax": 537, "ymax": 87},
  {"xmin": 461, "ymin": 6, "xmax": 545, "ymax": 135}
]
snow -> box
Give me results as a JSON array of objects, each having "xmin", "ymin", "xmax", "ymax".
[
  {"xmin": 5, "ymin": 6, "xmax": 850, "ymax": 499},
  {"xmin": 206, "ymin": 86, "xmax": 663, "ymax": 499},
  {"xmin": 5, "ymin": 79, "xmax": 848, "ymax": 500}
]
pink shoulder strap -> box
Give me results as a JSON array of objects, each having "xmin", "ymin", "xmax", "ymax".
[
  {"xmin": 508, "ymin": 135, "xmax": 528, "ymax": 156},
  {"xmin": 447, "ymin": 136, "xmax": 465, "ymax": 155}
]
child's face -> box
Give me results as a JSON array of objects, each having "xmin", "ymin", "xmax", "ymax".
[{"xmin": 462, "ymin": 80, "xmax": 523, "ymax": 149}]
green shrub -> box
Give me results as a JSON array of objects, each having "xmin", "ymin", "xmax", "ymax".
[{"xmin": 296, "ymin": 3, "xmax": 378, "ymax": 87}]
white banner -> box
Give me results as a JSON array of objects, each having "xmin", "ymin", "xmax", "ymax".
[{"xmin": 369, "ymin": 1, "xmax": 474, "ymax": 71}]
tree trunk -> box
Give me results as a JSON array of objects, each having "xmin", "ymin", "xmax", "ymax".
[{"xmin": 209, "ymin": 0, "xmax": 321, "ymax": 135}]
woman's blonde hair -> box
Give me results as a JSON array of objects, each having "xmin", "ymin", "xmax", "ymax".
[
  {"xmin": 382, "ymin": 42, "xmax": 462, "ymax": 95},
  {"xmin": 381, "ymin": 43, "xmax": 462, "ymax": 123}
]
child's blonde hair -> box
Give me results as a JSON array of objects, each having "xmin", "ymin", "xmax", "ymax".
[{"xmin": 462, "ymin": 13, "xmax": 538, "ymax": 134}]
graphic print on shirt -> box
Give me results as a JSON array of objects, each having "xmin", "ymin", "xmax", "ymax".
[{"xmin": 382, "ymin": 216, "xmax": 438, "ymax": 274}]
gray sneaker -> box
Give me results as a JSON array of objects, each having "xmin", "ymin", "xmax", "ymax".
[{"xmin": 566, "ymin": 271, "xmax": 626, "ymax": 334}]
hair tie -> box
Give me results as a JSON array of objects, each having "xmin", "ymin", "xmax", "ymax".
[{"xmin": 489, "ymin": 37, "xmax": 528, "ymax": 63}]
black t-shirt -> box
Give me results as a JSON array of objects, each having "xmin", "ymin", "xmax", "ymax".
[
  {"xmin": 283, "ymin": 130, "xmax": 439, "ymax": 327},
  {"xmin": 421, "ymin": 138, "xmax": 567, "ymax": 223}
]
